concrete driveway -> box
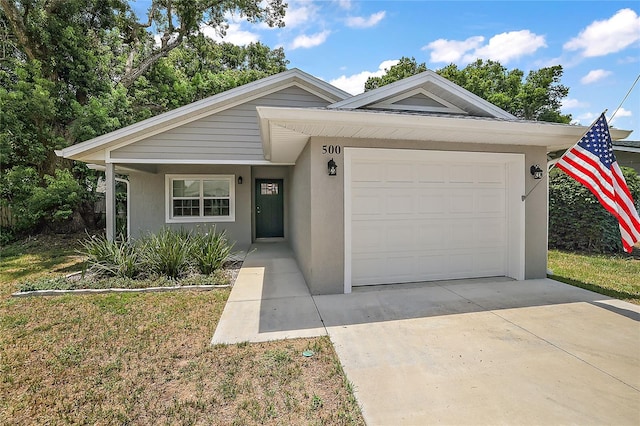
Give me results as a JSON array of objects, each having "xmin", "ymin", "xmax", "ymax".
[
  {"xmin": 315, "ymin": 278, "xmax": 640, "ymax": 425},
  {"xmin": 213, "ymin": 243, "xmax": 640, "ymax": 425}
]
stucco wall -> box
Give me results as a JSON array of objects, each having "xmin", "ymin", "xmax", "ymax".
[
  {"xmin": 299, "ymin": 137, "xmax": 549, "ymax": 295},
  {"xmin": 128, "ymin": 164, "xmax": 252, "ymax": 249},
  {"xmin": 288, "ymin": 143, "xmax": 313, "ymax": 283}
]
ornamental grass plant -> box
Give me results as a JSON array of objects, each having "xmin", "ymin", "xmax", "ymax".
[{"xmin": 79, "ymin": 226, "xmax": 234, "ymax": 282}]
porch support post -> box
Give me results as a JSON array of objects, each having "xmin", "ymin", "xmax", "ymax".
[{"xmin": 105, "ymin": 162, "xmax": 116, "ymax": 241}]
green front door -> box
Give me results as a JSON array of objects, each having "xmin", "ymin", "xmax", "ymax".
[{"xmin": 255, "ymin": 179, "xmax": 284, "ymax": 238}]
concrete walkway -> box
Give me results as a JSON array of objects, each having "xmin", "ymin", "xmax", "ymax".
[
  {"xmin": 211, "ymin": 242, "xmax": 326, "ymax": 344},
  {"xmin": 212, "ymin": 242, "xmax": 640, "ymax": 425}
]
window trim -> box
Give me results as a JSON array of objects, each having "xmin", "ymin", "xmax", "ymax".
[{"xmin": 165, "ymin": 174, "xmax": 235, "ymax": 223}]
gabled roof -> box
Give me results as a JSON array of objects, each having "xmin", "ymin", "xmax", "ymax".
[
  {"xmin": 328, "ymin": 70, "xmax": 516, "ymax": 119},
  {"xmin": 57, "ymin": 68, "xmax": 350, "ymax": 162}
]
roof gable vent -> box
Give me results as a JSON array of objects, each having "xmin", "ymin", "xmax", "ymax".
[{"xmin": 366, "ymin": 88, "xmax": 467, "ymax": 114}]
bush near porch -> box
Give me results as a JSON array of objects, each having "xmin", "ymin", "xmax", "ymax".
[{"xmin": 548, "ymin": 166, "xmax": 640, "ymax": 254}]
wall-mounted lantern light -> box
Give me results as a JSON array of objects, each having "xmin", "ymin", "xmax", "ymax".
[
  {"xmin": 530, "ymin": 165, "xmax": 543, "ymax": 180},
  {"xmin": 328, "ymin": 158, "xmax": 337, "ymax": 176},
  {"xmin": 237, "ymin": 176, "xmax": 243, "ymax": 184}
]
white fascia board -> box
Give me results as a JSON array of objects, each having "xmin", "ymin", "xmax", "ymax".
[
  {"xmin": 328, "ymin": 70, "xmax": 516, "ymax": 120},
  {"xmin": 104, "ymin": 158, "xmax": 293, "ymax": 165},
  {"xmin": 256, "ymin": 106, "xmax": 632, "ymax": 150},
  {"xmin": 59, "ymin": 69, "xmax": 349, "ymax": 161}
]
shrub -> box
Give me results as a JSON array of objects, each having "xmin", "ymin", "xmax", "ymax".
[
  {"xmin": 81, "ymin": 234, "xmax": 141, "ymax": 278},
  {"xmin": 191, "ymin": 226, "xmax": 234, "ymax": 275},
  {"xmin": 549, "ymin": 166, "xmax": 640, "ymax": 253},
  {"xmin": 141, "ymin": 227, "xmax": 194, "ymax": 279}
]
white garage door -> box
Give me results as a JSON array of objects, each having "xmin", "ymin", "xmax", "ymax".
[{"xmin": 344, "ymin": 148, "xmax": 525, "ymax": 290}]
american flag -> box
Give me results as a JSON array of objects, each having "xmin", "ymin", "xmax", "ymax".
[{"xmin": 556, "ymin": 113, "xmax": 640, "ymax": 253}]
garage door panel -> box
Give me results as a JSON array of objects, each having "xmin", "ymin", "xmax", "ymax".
[
  {"xmin": 475, "ymin": 250, "xmax": 506, "ymax": 275},
  {"xmin": 450, "ymin": 191, "xmax": 475, "ymax": 213},
  {"xmin": 478, "ymin": 218, "xmax": 506, "ymax": 245},
  {"xmin": 477, "ymin": 164, "xmax": 505, "ymax": 183},
  {"xmin": 352, "ymin": 161, "xmax": 382, "ymax": 182},
  {"xmin": 418, "ymin": 191, "xmax": 447, "ymax": 214},
  {"xmin": 449, "ymin": 164, "xmax": 475, "ymax": 183},
  {"xmin": 387, "ymin": 194, "xmax": 414, "ymax": 215},
  {"xmin": 352, "ymin": 222, "xmax": 383, "ymax": 251},
  {"xmin": 386, "ymin": 163, "xmax": 413, "ymax": 182},
  {"xmin": 417, "ymin": 164, "xmax": 446, "ymax": 183},
  {"xmin": 477, "ymin": 189, "xmax": 506, "ymax": 213},
  {"xmin": 352, "ymin": 194, "xmax": 384, "ymax": 216},
  {"xmin": 417, "ymin": 223, "xmax": 447, "ymax": 249},
  {"xmin": 347, "ymin": 148, "xmax": 522, "ymax": 288}
]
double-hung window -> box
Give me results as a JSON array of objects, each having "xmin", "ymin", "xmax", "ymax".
[{"xmin": 166, "ymin": 175, "xmax": 235, "ymax": 222}]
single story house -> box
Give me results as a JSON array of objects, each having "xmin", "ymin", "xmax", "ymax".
[{"xmin": 57, "ymin": 69, "xmax": 631, "ymax": 295}]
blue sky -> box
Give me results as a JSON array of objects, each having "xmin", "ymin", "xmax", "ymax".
[{"xmin": 131, "ymin": 1, "xmax": 640, "ymax": 139}]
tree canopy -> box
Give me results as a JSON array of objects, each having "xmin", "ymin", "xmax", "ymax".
[
  {"xmin": 365, "ymin": 57, "xmax": 571, "ymax": 123},
  {"xmin": 0, "ymin": 0, "xmax": 288, "ymax": 240}
]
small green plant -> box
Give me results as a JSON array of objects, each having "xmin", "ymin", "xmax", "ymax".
[
  {"xmin": 191, "ymin": 226, "xmax": 233, "ymax": 275},
  {"xmin": 81, "ymin": 234, "xmax": 140, "ymax": 278},
  {"xmin": 142, "ymin": 228, "xmax": 193, "ymax": 279}
]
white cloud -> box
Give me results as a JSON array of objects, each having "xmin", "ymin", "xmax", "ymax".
[
  {"xmin": 466, "ymin": 30, "xmax": 546, "ymax": 63},
  {"xmin": 424, "ymin": 30, "xmax": 546, "ymax": 64},
  {"xmin": 564, "ymin": 8, "xmax": 640, "ymax": 57},
  {"xmin": 284, "ymin": 2, "xmax": 318, "ymax": 28},
  {"xmin": 200, "ymin": 23, "xmax": 259, "ymax": 45},
  {"xmin": 290, "ymin": 30, "xmax": 330, "ymax": 50},
  {"xmin": 612, "ymin": 107, "xmax": 633, "ymax": 118},
  {"xmin": 424, "ymin": 36, "xmax": 484, "ymax": 63},
  {"xmin": 580, "ymin": 69, "xmax": 612, "ymax": 84},
  {"xmin": 346, "ymin": 11, "xmax": 386, "ymax": 29},
  {"xmin": 329, "ymin": 60, "xmax": 399, "ymax": 95},
  {"xmin": 575, "ymin": 112, "xmax": 598, "ymax": 123},
  {"xmin": 561, "ymin": 98, "xmax": 589, "ymax": 109},
  {"xmin": 336, "ymin": 0, "xmax": 352, "ymax": 10}
]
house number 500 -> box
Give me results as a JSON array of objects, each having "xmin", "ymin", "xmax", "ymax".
[{"xmin": 322, "ymin": 145, "xmax": 341, "ymax": 154}]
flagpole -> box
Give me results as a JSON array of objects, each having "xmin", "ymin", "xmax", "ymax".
[{"xmin": 522, "ymin": 109, "xmax": 608, "ymax": 201}]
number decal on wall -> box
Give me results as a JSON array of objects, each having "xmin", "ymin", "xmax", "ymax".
[{"xmin": 322, "ymin": 145, "xmax": 342, "ymax": 155}]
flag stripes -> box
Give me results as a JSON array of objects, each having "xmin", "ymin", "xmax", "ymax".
[{"xmin": 556, "ymin": 113, "xmax": 640, "ymax": 253}]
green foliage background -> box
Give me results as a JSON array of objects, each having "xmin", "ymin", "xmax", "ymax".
[
  {"xmin": 549, "ymin": 167, "xmax": 640, "ymax": 253},
  {"xmin": 0, "ymin": 1, "xmax": 287, "ymax": 242}
]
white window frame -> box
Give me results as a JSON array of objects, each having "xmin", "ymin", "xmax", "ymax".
[{"xmin": 165, "ymin": 174, "xmax": 235, "ymax": 223}]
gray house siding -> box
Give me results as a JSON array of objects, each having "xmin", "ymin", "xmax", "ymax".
[
  {"xmin": 111, "ymin": 86, "xmax": 331, "ymax": 161},
  {"xmin": 296, "ymin": 137, "xmax": 549, "ymax": 295},
  {"xmin": 128, "ymin": 164, "xmax": 252, "ymax": 248}
]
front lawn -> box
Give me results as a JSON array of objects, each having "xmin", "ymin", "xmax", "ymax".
[
  {"xmin": 0, "ymin": 235, "xmax": 363, "ymax": 425},
  {"xmin": 548, "ymin": 249, "xmax": 640, "ymax": 304}
]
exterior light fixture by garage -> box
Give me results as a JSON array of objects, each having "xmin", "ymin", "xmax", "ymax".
[
  {"xmin": 530, "ymin": 164, "xmax": 543, "ymax": 179},
  {"xmin": 237, "ymin": 176, "xmax": 243, "ymax": 184},
  {"xmin": 328, "ymin": 158, "xmax": 337, "ymax": 176}
]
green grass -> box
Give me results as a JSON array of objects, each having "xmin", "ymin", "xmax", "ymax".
[
  {"xmin": 548, "ymin": 249, "xmax": 640, "ymax": 304},
  {"xmin": 0, "ymin": 234, "xmax": 364, "ymax": 425}
]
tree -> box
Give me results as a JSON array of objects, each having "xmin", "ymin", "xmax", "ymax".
[
  {"xmin": 364, "ymin": 58, "xmax": 571, "ymax": 123},
  {"xmin": 365, "ymin": 57, "xmax": 427, "ymax": 91},
  {"xmin": 0, "ymin": 1, "xmax": 288, "ymax": 239}
]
